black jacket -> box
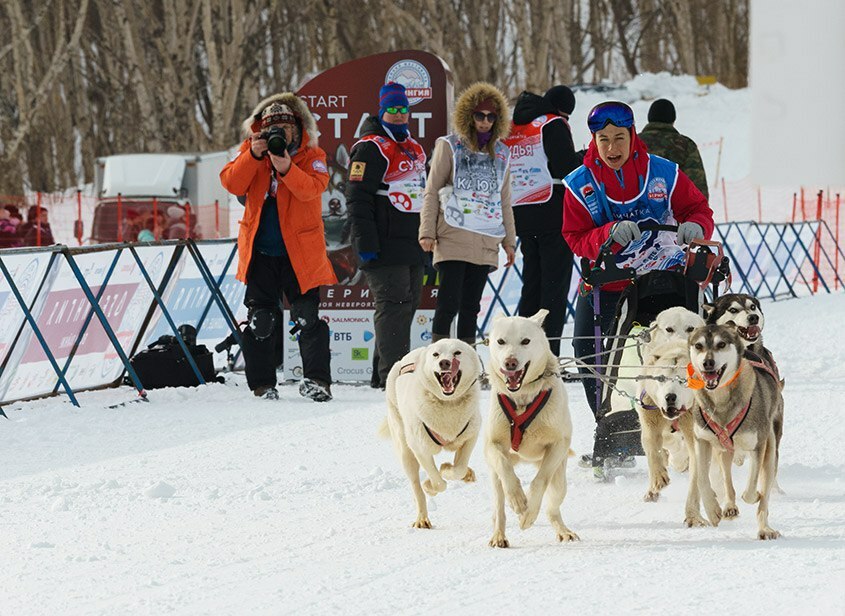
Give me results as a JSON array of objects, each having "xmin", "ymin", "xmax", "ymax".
[
  {"xmin": 345, "ymin": 116, "xmax": 427, "ymax": 270},
  {"xmin": 511, "ymin": 91, "xmax": 583, "ymax": 236}
]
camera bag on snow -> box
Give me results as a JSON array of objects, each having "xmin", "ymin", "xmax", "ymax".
[{"xmin": 129, "ymin": 325, "xmax": 217, "ymax": 389}]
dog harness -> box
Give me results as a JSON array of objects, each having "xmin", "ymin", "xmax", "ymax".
[
  {"xmin": 744, "ymin": 349, "xmax": 781, "ymax": 383},
  {"xmin": 497, "ymin": 389, "xmax": 552, "ymax": 452},
  {"xmin": 699, "ymin": 399, "xmax": 751, "ymax": 455},
  {"xmin": 686, "ymin": 362, "xmax": 744, "ymax": 390},
  {"xmin": 423, "ymin": 421, "xmax": 470, "ymax": 447},
  {"xmin": 638, "ymin": 390, "xmax": 683, "ymax": 432}
]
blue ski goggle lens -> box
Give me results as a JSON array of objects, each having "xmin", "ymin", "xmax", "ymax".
[{"xmin": 587, "ymin": 102, "xmax": 634, "ymax": 133}]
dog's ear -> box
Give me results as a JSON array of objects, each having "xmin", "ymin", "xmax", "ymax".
[
  {"xmin": 529, "ymin": 309, "xmax": 549, "ymax": 326},
  {"xmin": 701, "ymin": 302, "xmax": 715, "ymax": 322}
]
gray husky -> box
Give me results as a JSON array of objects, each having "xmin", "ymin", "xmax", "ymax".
[{"xmin": 688, "ymin": 324, "xmax": 784, "ymax": 539}]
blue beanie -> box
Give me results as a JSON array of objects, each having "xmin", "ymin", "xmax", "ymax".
[{"xmin": 379, "ymin": 82, "xmax": 409, "ymax": 118}]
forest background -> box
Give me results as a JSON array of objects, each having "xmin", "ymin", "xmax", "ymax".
[{"xmin": 0, "ymin": 0, "xmax": 748, "ymax": 194}]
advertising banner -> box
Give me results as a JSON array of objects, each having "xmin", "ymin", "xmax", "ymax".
[{"xmin": 1, "ymin": 246, "xmax": 174, "ymax": 400}]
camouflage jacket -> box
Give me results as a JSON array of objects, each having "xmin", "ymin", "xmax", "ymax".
[{"xmin": 639, "ymin": 122, "xmax": 709, "ymax": 199}]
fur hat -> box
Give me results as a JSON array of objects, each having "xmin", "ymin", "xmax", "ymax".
[
  {"xmin": 242, "ymin": 92, "xmax": 320, "ymax": 147},
  {"xmin": 648, "ymin": 99, "xmax": 676, "ymax": 124},
  {"xmin": 453, "ymin": 82, "xmax": 510, "ymax": 154}
]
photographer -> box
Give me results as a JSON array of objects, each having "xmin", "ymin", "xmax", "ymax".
[{"xmin": 220, "ymin": 94, "xmax": 337, "ymax": 402}]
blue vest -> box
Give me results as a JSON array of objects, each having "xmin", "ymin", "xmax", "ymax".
[{"xmin": 563, "ymin": 154, "xmax": 686, "ymax": 272}]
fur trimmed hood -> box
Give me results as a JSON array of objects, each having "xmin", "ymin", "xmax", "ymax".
[
  {"xmin": 241, "ymin": 92, "xmax": 319, "ymax": 148},
  {"xmin": 452, "ymin": 82, "xmax": 510, "ymax": 155}
]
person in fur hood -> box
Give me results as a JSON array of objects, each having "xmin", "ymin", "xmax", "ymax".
[
  {"xmin": 220, "ymin": 92, "xmax": 336, "ymax": 402},
  {"xmin": 419, "ymin": 82, "xmax": 517, "ymax": 345}
]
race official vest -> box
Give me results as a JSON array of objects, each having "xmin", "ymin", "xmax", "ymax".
[
  {"xmin": 440, "ymin": 134, "xmax": 510, "ymax": 238},
  {"xmin": 563, "ymin": 154, "xmax": 686, "ymax": 273},
  {"xmin": 503, "ymin": 114, "xmax": 561, "ymax": 206},
  {"xmin": 353, "ymin": 134, "xmax": 426, "ymax": 213}
]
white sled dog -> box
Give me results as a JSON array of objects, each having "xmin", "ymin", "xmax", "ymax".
[
  {"xmin": 638, "ymin": 340, "xmax": 707, "ymax": 526},
  {"xmin": 380, "ymin": 339, "xmax": 482, "ymax": 529},
  {"xmin": 642, "ymin": 306, "xmax": 705, "ymax": 355},
  {"xmin": 484, "ymin": 310, "xmax": 578, "ymax": 548},
  {"xmin": 688, "ymin": 324, "xmax": 784, "ymax": 540}
]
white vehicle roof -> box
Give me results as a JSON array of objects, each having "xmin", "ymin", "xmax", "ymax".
[{"xmin": 100, "ymin": 154, "xmax": 187, "ymax": 198}]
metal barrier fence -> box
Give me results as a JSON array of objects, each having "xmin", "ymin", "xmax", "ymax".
[{"xmin": 0, "ymin": 221, "xmax": 842, "ymax": 409}]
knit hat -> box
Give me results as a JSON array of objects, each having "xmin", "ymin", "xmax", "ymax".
[
  {"xmin": 473, "ymin": 98, "xmax": 498, "ymax": 114},
  {"xmin": 378, "ymin": 82, "xmax": 409, "ymax": 118},
  {"xmin": 543, "ymin": 85, "xmax": 576, "ymax": 115},
  {"xmin": 648, "ymin": 99, "xmax": 676, "ymax": 124},
  {"xmin": 261, "ymin": 102, "xmax": 298, "ymax": 128}
]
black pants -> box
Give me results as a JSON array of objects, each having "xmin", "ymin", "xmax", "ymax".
[
  {"xmin": 517, "ymin": 233, "xmax": 575, "ymax": 356},
  {"xmin": 364, "ymin": 265, "xmax": 424, "ymax": 385},
  {"xmin": 432, "ymin": 260, "xmax": 489, "ymax": 340},
  {"xmin": 242, "ymin": 251, "xmax": 331, "ymax": 391},
  {"xmin": 572, "ymin": 288, "xmax": 623, "ymax": 419}
]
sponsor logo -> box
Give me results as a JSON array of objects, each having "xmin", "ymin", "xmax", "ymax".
[
  {"xmin": 648, "ymin": 177, "xmax": 668, "ymax": 201},
  {"xmin": 351, "ymin": 347, "xmax": 369, "ymax": 360},
  {"xmin": 420, "ymin": 330, "xmax": 432, "ymax": 341},
  {"xmin": 363, "ymin": 330, "xmax": 374, "ymax": 342},
  {"xmin": 349, "ymin": 161, "xmax": 366, "ymax": 181},
  {"xmin": 312, "ymin": 159, "xmax": 328, "ymax": 174},
  {"xmin": 415, "ymin": 315, "xmax": 428, "ymax": 326},
  {"xmin": 385, "ymin": 60, "xmax": 432, "ymax": 105}
]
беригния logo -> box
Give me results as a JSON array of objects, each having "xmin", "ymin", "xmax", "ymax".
[{"xmin": 385, "ymin": 60, "xmax": 432, "ymax": 106}]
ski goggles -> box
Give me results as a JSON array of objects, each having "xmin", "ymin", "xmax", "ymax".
[
  {"xmin": 384, "ymin": 106, "xmax": 409, "ymax": 115},
  {"xmin": 587, "ymin": 101, "xmax": 634, "ymax": 133}
]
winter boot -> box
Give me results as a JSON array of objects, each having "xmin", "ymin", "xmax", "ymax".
[
  {"xmin": 299, "ymin": 378, "xmax": 332, "ymax": 402},
  {"xmin": 254, "ymin": 386, "xmax": 279, "ymax": 401}
]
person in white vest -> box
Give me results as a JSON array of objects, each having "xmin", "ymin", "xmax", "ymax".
[
  {"xmin": 346, "ymin": 82, "xmax": 429, "ymax": 389},
  {"xmin": 504, "ymin": 85, "xmax": 583, "ymax": 356},
  {"xmin": 419, "ymin": 82, "xmax": 516, "ymax": 345}
]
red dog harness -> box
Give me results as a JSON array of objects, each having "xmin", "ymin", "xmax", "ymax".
[
  {"xmin": 497, "ymin": 389, "xmax": 552, "ymax": 452},
  {"xmin": 699, "ymin": 399, "xmax": 751, "ymax": 455}
]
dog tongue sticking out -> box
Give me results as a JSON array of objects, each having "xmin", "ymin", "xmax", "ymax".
[
  {"xmin": 500, "ymin": 361, "xmax": 528, "ymax": 392},
  {"xmin": 439, "ymin": 355, "xmax": 461, "ymax": 394}
]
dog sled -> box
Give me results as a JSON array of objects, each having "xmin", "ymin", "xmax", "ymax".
[{"xmin": 561, "ymin": 223, "xmax": 732, "ymax": 470}]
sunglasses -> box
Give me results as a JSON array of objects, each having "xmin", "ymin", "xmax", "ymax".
[
  {"xmin": 384, "ymin": 106, "xmax": 409, "ymax": 115},
  {"xmin": 473, "ymin": 112, "xmax": 498, "ymax": 123},
  {"xmin": 587, "ymin": 101, "xmax": 634, "ymax": 133}
]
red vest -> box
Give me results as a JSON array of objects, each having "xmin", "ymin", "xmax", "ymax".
[{"xmin": 354, "ymin": 134, "xmax": 427, "ymax": 213}]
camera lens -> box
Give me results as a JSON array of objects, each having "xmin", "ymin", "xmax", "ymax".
[{"xmin": 265, "ymin": 127, "xmax": 287, "ymax": 156}]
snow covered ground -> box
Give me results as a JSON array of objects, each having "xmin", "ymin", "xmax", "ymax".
[{"xmin": 1, "ymin": 292, "xmax": 842, "ymax": 615}]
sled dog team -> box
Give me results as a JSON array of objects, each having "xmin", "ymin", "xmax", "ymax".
[{"xmin": 380, "ymin": 293, "xmax": 785, "ymax": 545}]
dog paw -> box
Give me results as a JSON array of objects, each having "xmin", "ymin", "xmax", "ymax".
[
  {"xmin": 422, "ymin": 478, "xmax": 447, "ymax": 496},
  {"xmin": 758, "ymin": 527, "xmax": 781, "ymax": 540},
  {"xmin": 488, "ymin": 531, "xmax": 509, "ymax": 548},
  {"xmin": 643, "ymin": 490, "xmax": 660, "ymax": 502},
  {"xmin": 684, "ymin": 514, "xmax": 708, "ymax": 527},
  {"xmin": 556, "ymin": 528, "xmax": 580, "ymax": 543},
  {"xmin": 439, "ymin": 462, "xmax": 457, "ymax": 480},
  {"xmin": 506, "ymin": 487, "xmax": 527, "ymax": 515},
  {"xmin": 704, "ymin": 503, "xmax": 722, "ymax": 527},
  {"xmin": 742, "ymin": 490, "xmax": 761, "ymax": 504},
  {"xmin": 518, "ymin": 505, "xmax": 540, "ymax": 530},
  {"xmin": 722, "ymin": 504, "xmax": 740, "ymax": 519},
  {"xmin": 461, "ymin": 467, "xmax": 476, "ymax": 482},
  {"xmin": 411, "ymin": 516, "xmax": 432, "ymax": 529}
]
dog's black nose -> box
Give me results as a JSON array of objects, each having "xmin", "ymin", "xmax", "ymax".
[
  {"xmin": 747, "ymin": 314, "xmax": 759, "ymax": 325},
  {"xmin": 504, "ymin": 357, "xmax": 519, "ymax": 371},
  {"xmin": 439, "ymin": 358, "xmax": 451, "ymax": 371},
  {"xmin": 703, "ymin": 358, "xmax": 715, "ymax": 371},
  {"xmin": 665, "ymin": 393, "xmax": 677, "ymax": 406}
]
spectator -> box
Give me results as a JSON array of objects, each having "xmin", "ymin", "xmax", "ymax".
[
  {"xmin": 419, "ymin": 82, "xmax": 516, "ymax": 345},
  {"xmin": 0, "ymin": 207, "xmax": 20, "ymax": 248},
  {"xmin": 220, "ymin": 93, "xmax": 336, "ymax": 402},
  {"xmin": 346, "ymin": 82, "xmax": 428, "ymax": 389},
  {"xmin": 505, "ymin": 85, "xmax": 583, "ymax": 356},
  {"xmin": 562, "ymin": 100, "xmax": 714, "ymax": 476},
  {"xmin": 18, "ymin": 206, "xmax": 55, "ymax": 247},
  {"xmin": 639, "ymin": 98, "xmax": 710, "ymax": 199}
]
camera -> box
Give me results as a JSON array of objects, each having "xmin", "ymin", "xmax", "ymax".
[{"xmin": 260, "ymin": 126, "xmax": 288, "ymax": 156}]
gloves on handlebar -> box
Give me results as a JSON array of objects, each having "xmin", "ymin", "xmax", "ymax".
[
  {"xmin": 610, "ymin": 221, "xmax": 642, "ymax": 247},
  {"xmin": 677, "ymin": 222, "xmax": 704, "ymax": 245}
]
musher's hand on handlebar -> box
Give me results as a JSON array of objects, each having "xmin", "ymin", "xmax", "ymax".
[
  {"xmin": 610, "ymin": 221, "xmax": 642, "ymax": 247},
  {"xmin": 677, "ymin": 222, "xmax": 704, "ymax": 245}
]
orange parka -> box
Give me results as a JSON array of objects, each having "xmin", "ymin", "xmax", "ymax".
[{"xmin": 220, "ymin": 93, "xmax": 337, "ymax": 292}]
